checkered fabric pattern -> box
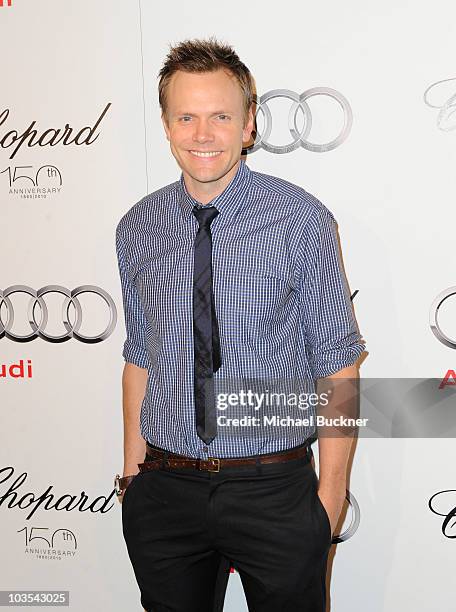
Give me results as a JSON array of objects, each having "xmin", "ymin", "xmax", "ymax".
[{"xmin": 115, "ymin": 160, "xmax": 365, "ymax": 458}]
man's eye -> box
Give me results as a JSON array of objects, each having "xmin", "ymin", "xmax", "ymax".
[
  {"xmin": 218, "ymin": 115, "xmax": 230, "ymax": 120},
  {"xmin": 180, "ymin": 116, "xmax": 192, "ymax": 122}
]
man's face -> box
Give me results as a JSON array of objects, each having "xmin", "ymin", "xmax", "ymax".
[{"xmin": 161, "ymin": 69, "xmax": 253, "ymax": 198}]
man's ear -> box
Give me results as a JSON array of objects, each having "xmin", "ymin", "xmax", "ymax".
[
  {"xmin": 161, "ymin": 112, "xmax": 170, "ymax": 141},
  {"xmin": 242, "ymin": 105, "xmax": 255, "ymax": 143}
]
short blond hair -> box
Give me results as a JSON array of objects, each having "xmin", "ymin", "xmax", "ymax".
[{"xmin": 158, "ymin": 36, "xmax": 255, "ymax": 124}]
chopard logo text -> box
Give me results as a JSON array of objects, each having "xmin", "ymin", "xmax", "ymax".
[
  {"xmin": 428, "ymin": 489, "xmax": 456, "ymax": 538},
  {"xmin": 0, "ymin": 103, "xmax": 111, "ymax": 160},
  {"xmin": 0, "ymin": 467, "xmax": 116, "ymax": 520}
]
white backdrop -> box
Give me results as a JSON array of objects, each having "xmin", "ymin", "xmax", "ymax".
[{"xmin": 1, "ymin": 1, "xmax": 455, "ymax": 610}]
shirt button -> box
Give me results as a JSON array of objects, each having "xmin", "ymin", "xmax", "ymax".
[{"xmin": 203, "ymin": 447, "xmax": 208, "ymax": 453}]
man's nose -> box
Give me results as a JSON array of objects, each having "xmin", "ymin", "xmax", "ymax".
[{"xmin": 192, "ymin": 119, "xmax": 214, "ymax": 143}]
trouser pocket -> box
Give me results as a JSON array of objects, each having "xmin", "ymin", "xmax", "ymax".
[{"xmin": 312, "ymin": 470, "xmax": 332, "ymax": 546}]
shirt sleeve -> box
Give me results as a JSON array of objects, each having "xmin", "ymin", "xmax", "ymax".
[
  {"xmin": 115, "ymin": 225, "xmax": 150, "ymax": 369},
  {"xmin": 298, "ymin": 207, "xmax": 366, "ymax": 379}
]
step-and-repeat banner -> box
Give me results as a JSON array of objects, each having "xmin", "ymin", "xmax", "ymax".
[{"xmin": 1, "ymin": 1, "xmax": 454, "ymax": 610}]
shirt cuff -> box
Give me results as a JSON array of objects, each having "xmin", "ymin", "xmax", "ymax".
[
  {"xmin": 122, "ymin": 341, "xmax": 150, "ymax": 370},
  {"xmin": 310, "ymin": 340, "xmax": 366, "ymax": 379}
]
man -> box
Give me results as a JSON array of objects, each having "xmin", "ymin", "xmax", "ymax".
[{"xmin": 115, "ymin": 37, "xmax": 366, "ymax": 612}]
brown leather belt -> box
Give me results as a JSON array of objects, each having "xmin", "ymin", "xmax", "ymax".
[{"xmin": 137, "ymin": 441, "xmax": 312, "ymax": 474}]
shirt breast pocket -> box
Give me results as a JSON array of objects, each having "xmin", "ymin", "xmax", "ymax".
[{"xmin": 215, "ymin": 267, "xmax": 295, "ymax": 344}]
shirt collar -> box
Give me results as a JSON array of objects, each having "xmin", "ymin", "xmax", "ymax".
[{"xmin": 177, "ymin": 158, "xmax": 252, "ymax": 226}]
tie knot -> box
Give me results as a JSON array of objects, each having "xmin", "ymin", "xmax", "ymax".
[{"xmin": 192, "ymin": 206, "xmax": 220, "ymax": 228}]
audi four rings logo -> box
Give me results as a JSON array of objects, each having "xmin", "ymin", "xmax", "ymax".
[
  {"xmin": 0, "ymin": 285, "xmax": 117, "ymax": 343},
  {"xmin": 332, "ymin": 490, "xmax": 360, "ymax": 544},
  {"xmin": 430, "ymin": 286, "xmax": 456, "ymax": 349},
  {"xmin": 424, "ymin": 77, "xmax": 456, "ymax": 131},
  {"xmin": 242, "ymin": 87, "xmax": 353, "ymax": 155}
]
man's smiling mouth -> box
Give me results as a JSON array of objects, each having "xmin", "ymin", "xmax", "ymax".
[{"xmin": 189, "ymin": 150, "xmax": 222, "ymax": 158}]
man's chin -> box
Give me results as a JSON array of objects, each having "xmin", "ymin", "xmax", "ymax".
[{"xmin": 183, "ymin": 166, "xmax": 226, "ymax": 184}]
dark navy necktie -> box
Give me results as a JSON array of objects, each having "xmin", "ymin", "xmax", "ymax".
[{"xmin": 192, "ymin": 205, "xmax": 222, "ymax": 444}]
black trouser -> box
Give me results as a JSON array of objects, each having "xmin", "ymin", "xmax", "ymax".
[{"xmin": 122, "ymin": 443, "xmax": 332, "ymax": 612}]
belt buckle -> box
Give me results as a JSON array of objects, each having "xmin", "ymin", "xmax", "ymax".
[{"xmin": 204, "ymin": 457, "xmax": 220, "ymax": 472}]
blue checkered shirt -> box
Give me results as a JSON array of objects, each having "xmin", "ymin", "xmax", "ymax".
[{"xmin": 115, "ymin": 159, "xmax": 365, "ymax": 458}]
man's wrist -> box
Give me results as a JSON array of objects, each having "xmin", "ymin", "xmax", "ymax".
[{"xmin": 318, "ymin": 475, "xmax": 347, "ymax": 495}]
